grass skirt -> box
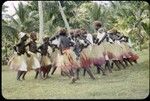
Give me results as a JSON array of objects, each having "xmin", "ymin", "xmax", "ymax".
[
  {"xmin": 8, "ymin": 53, "xmax": 28, "ymax": 71},
  {"xmin": 102, "ymin": 42, "xmax": 117, "ymax": 60},
  {"xmin": 91, "ymin": 44, "xmax": 105, "ymax": 65},
  {"xmin": 26, "ymin": 51, "xmax": 41, "ymax": 71},
  {"xmin": 50, "ymin": 49, "xmax": 60, "ymax": 66},
  {"xmin": 40, "ymin": 55, "xmax": 52, "ymax": 66},
  {"xmin": 57, "ymin": 49, "xmax": 80, "ymax": 72},
  {"xmin": 121, "ymin": 42, "xmax": 139, "ymax": 61},
  {"xmin": 80, "ymin": 45, "xmax": 93, "ymax": 68},
  {"xmin": 110, "ymin": 43, "xmax": 124, "ymax": 61}
]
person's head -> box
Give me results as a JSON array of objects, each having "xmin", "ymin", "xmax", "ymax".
[
  {"xmin": 80, "ymin": 28, "xmax": 87, "ymax": 35},
  {"xmin": 112, "ymin": 28, "xmax": 118, "ymax": 33},
  {"xmin": 69, "ymin": 29, "xmax": 75, "ymax": 37},
  {"xmin": 116, "ymin": 31, "xmax": 122, "ymax": 38},
  {"xmin": 55, "ymin": 34, "xmax": 59, "ymax": 39},
  {"xmin": 30, "ymin": 32, "xmax": 37, "ymax": 41},
  {"xmin": 43, "ymin": 37, "xmax": 49, "ymax": 43},
  {"xmin": 108, "ymin": 28, "xmax": 118, "ymax": 35},
  {"xmin": 59, "ymin": 28, "xmax": 67, "ymax": 36},
  {"xmin": 93, "ymin": 21, "xmax": 102, "ymax": 31},
  {"xmin": 74, "ymin": 29, "xmax": 81, "ymax": 38}
]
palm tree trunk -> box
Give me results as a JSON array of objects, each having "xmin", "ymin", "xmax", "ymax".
[
  {"xmin": 136, "ymin": 4, "xmax": 143, "ymax": 51},
  {"xmin": 38, "ymin": 1, "xmax": 44, "ymax": 43},
  {"xmin": 58, "ymin": 1, "xmax": 70, "ymax": 32}
]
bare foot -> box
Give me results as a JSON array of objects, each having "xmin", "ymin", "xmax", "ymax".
[
  {"xmin": 22, "ymin": 78, "xmax": 25, "ymax": 80},
  {"xmin": 70, "ymin": 77, "xmax": 77, "ymax": 83},
  {"xmin": 76, "ymin": 77, "xmax": 80, "ymax": 80},
  {"xmin": 17, "ymin": 78, "xmax": 22, "ymax": 81},
  {"xmin": 102, "ymin": 73, "xmax": 106, "ymax": 76},
  {"xmin": 47, "ymin": 75, "xmax": 51, "ymax": 78}
]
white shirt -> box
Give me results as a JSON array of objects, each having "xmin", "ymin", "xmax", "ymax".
[
  {"xmin": 108, "ymin": 34, "xmax": 114, "ymax": 43},
  {"xmin": 79, "ymin": 39, "xmax": 85, "ymax": 44},
  {"xmin": 97, "ymin": 31, "xmax": 106, "ymax": 42},
  {"xmin": 51, "ymin": 38, "xmax": 60, "ymax": 47},
  {"xmin": 70, "ymin": 38, "xmax": 75, "ymax": 45},
  {"xmin": 86, "ymin": 33, "xmax": 93, "ymax": 45}
]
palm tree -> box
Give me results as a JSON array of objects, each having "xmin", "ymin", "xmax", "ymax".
[
  {"xmin": 58, "ymin": 1, "xmax": 70, "ymax": 31},
  {"xmin": 38, "ymin": 1, "xmax": 44, "ymax": 42},
  {"xmin": 6, "ymin": 2, "xmax": 39, "ymax": 33}
]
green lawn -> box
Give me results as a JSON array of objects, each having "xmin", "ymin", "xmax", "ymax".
[{"xmin": 2, "ymin": 49, "xmax": 149, "ymax": 99}]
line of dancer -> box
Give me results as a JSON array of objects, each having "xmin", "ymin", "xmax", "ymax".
[{"xmin": 8, "ymin": 21, "xmax": 139, "ymax": 83}]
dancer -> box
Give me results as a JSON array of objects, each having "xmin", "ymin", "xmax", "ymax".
[
  {"xmin": 38, "ymin": 36, "xmax": 52, "ymax": 79},
  {"xmin": 25, "ymin": 32, "xmax": 41, "ymax": 79},
  {"xmin": 73, "ymin": 29, "xmax": 96, "ymax": 79},
  {"xmin": 8, "ymin": 32, "xmax": 30, "ymax": 81},
  {"xmin": 57, "ymin": 28, "xmax": 80, "ymax": 83},
  {"xmin": 80, "ymin": 28, "xmax": 106, "ymax": 76},
  {"xmin": 93, "ymin": 21, "xmax": 112, "ymax": 73}
]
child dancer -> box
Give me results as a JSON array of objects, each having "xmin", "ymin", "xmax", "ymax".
[
  {"xmin": 8, "ymin": 32, "xmax": 30, "ymax": 81},
  {"xmin": 25, "ymin": 32, "xmax": 41, "ymax": 79},
  {"xmin": 38, "ymin": 36, "xmax": 52, "ymax": 79},
  {"xmin": 49, "ymin": 34, "xmax": 61, "ymax": 75}
]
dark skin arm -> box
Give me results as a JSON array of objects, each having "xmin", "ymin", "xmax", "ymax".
[
  {"xmin": 60, "ymin": 46, "xmax": 63, "ymax": 55},
  {"xmin": 13, "ymin": 46, "xmax": 17, "ymax": 52},
  {"xmin": 92, "ymin": 35, "xmax": 98, "ymax": 44},
  {"xmin": 118, "ymin": 34, "xmax": 123, "ymax": 40},
  {"xmin": 24, "ymin": 42, "xmax": 31, "ymax": 57},
  {"xmin": 51, "ymin": 44, "xmax": 59, "ymax": 52},
  {"xmin": 49, "ymin": 36, "xmax": 56, "ymax": 42},
  {"xmin": 16, "ymin": 42, "xmax": 30, "ymax": 57},
  {"xmin": 14, "ymin": 42, "xmax": 29, "ymax": 55},
  {"xmin": 13, "ymin": 42, "xmax": 21, "ymax": 52},
  {"xmin": 25, "ymin": 50, "xmax": 31, "ymax": 57},
  {"xmin": 36, "ymin": 49, "xmax": 41, "ymax": 53},
  {"xmin": 24, "ymin": 42, "xmax": 30, "ymax": 57},
  {"xmin": 49, "ymin": 34, "xmax": 59, "ymax": 41},
  {"xmin": 59, "ymin": 39, "xmax": 64, "ymax": 55}
]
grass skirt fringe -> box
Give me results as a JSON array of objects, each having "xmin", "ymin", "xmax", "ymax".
[{"xmin": 8, "ymin": 53, "xmax": 28, "ymax": 71}]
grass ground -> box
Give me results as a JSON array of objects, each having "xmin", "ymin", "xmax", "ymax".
[{"xmin": 2, "ymin": 49, "xmax": 149, "ymax": 99}]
